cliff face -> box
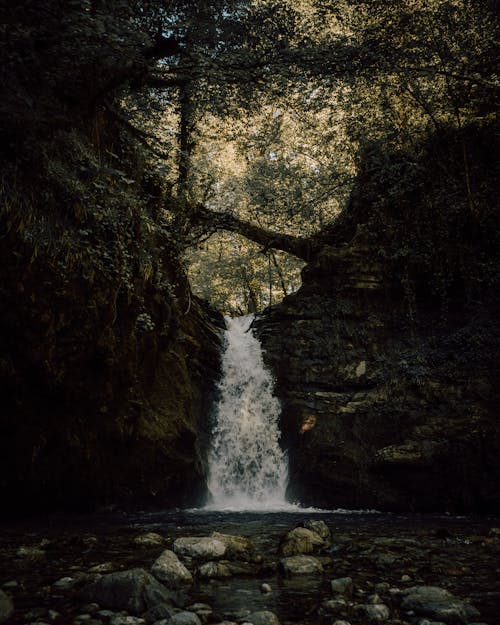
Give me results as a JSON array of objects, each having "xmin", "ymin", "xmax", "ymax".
[
  {"xmin": 0, "ymin": 223, "xmax": 223, "ymax": 513},
  {"xmin": 256, "ymin": 127, "xmax": 500, "ymax": 513},
  {"xmin": 0, "ymin": 104, "xmax": 223, "ymax": 515}
]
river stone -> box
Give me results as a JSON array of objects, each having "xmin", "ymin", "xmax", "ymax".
[
  {"xmin": 143, "ymin": 602, "xmax": 176, "ymax": 624},
  {"xmin": 110, "ymin": 617, "xmax": 146, "ymax": 625},
  {"xmin": 318, "ymin": 598, "xmax": 348, "ymax": 616},
  {"xmin": 134, "ymin": 532, "xmax": 164, "ymax": 547},
  {"xmin": 197, "ymin": 561, "xmax": 232, "ymax": 579},
  {"xmin": 0, "ymin": 590, "xmax": 14, "ymax": 624},
  {"xmin": 82, "ymin": 567, "xmax": 174, "ymax": 613},
  {"xmin": 302, "ymin": 519, "xmax": 331, "ymax": 540},
  {"xmin": 278, "ymin": 555, "xmax": 324, "ymax": 575},
  {"xmin": 159, "ymin": 612, "xmax": 202, "ymax": 625},
  {"xmin": 278, "ymin": 527, "xmax": 324, "ymax": 556},
  {"xmin": 355, "ymin": 603, "xmax": 390, "ymax": 622},
  {"xmin": 244, "ymin": 611, "xmax": 280, "ymax": 625},
  {"xmin": 211, "ymin": 532, "xmax": 256, "ymax": 558},
  {"xmin": 331, "ymin": 577, "xmax": 353, "ymax": 595},
  {"xmin": 173, "ymin": 537, "xmax": 226, "ymax": 559},
  {"xmin": 152, "ymin": 550, "xmax": 193, "ymax": 586},
  {"xmin": 400, "ymin": 586, "xmax": 480, "ymax": 623}
]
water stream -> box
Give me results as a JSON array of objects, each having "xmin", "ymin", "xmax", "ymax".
[{"xmin": 206, "ymin": 315, "xmax": 291, "ymax": 511}]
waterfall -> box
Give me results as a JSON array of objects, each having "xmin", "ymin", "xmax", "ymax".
[{"xmin": 206, "ymin": 315, "xmax": 289, "ymax": 510}]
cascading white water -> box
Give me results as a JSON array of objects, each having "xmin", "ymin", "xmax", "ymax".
[{"xmin": 206, "ymin": 315, "xmax": 289, "ymax": 510}]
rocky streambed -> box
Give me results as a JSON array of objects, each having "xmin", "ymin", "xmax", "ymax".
[{"xmin": 0, "ymin": 510, "xmax": 499, "ymax": 625}]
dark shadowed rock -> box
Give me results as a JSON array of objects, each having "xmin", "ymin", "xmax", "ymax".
[
  {"xmin": 400, "ymin": 586, "xmax": 480, "ymax": 623},
  {"xmin": 82, "ymin": 568, "xmax": 174, "ymax": 614},
  {"xmin": 0, "ymin": 590, "xmax": 14, "ymax": 624}
]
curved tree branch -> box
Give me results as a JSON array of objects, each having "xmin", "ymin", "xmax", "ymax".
[{"xmin": 192, "ymin": 205, "xmax": 320, "ymax": 261}]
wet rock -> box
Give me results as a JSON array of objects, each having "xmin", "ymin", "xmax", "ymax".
[
  {"xmin": 0, "ymin": 590, "xmax": 14, "ymax": 624},
  {"xmin": 17, "ymin": 545, "xmax": 46, "ymax": 560},
  {"xmin": 210, "ymin": 533, "xmax": 256, "ymax": 559},
  {"xmin": 354, "ymin": 603, "xmax": 390, "ymax": 623},
  {"xmin": 159, "ymin": 611, "xmax": 202, "ymax": 625},
  {"xmin": 302, "ymin": 520, "xmax": 331, "ymax": 541},
  {"xmin": 331, "ymin": 577, "xmax": 353, "ymax": 596},
  {"xmin": 197, "ymin": 561, "xmax": 232, "ymax": 579},
  {"xmin": 134, "ymin": 533, "xmax": 164, "ymax": 547},
  {"xmin": 54, "ymin": 576, "xmax": 78, "ymax": 589},
  {"xmin": 151, "ymin": 550, "xmax": 193, "ymax": 587},
  {"xmin": 400, "ymin": 586, "xmax": 480, "ymax": 623},
  {"xmin": 244, "ymin": 611, "xmax": 280, "ymax": 625},
  {"xmin": 82, "ymin": 568, "xmax": 174, "ymax": 614},
  {"xmin": 142, "ymin": 603, "xmax": 176, "ymax": 624},
  {"xmin": 1, "ymin": 582, "xmax": 17, "ymax": 590},
  {"xmin": 332, "ymin": 621, "xmax": 351, "ymax": 625},
  {"xmin": 278, "ymin": 527, "xmax": 324, "ymax": 556},
  {"xmin": 109, "ymin": 617, "xmax": 146, "ymax": 625},
  {"xmin": 173, "ymin": 537, "xmax": 226, "ymax": 560},
  {"xmin": 260, "ymin": 583, "xmax": 272, "ymax": 593},
  {"xmin": 88, "ymin": 562, "xmax": 116, "ymax": 574},
  {"xmin": 278, "ymin": 555, "xmax": 324, "ymax": 575},
  {"xmin": 184, "ymin": 604, "xmax": 212, "ymax": 623},
  {"xmin": 318, "ymin": 598, "xmax": 348, "ymax": 617}
]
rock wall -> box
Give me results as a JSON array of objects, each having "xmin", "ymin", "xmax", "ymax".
[
  {"xmin": 256, "ymin": 129, "xmax": 500, "ymax": 514},
  {"xmin": 256, "ymin": 242, "xmax": 499, "ymax": 513}
]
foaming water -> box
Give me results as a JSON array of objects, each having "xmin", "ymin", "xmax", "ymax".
[{"xmin": 206, "ymin": 315, "xmax": 289, "ymax": 511}]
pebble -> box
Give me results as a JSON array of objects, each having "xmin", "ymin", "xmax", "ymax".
[
  {"xmin": 260, "ymin": 583, "xmax": 272, "ymax": 593},
  {"xmin": 401, "ymin": 574, "xmax": 412, "ymax": 582},
  {"xmin": 2, "ymin": 580, "xmax": 18, "ymax": 589},
  {"xmin": 54, "ymin": 576, "xmax": 77, "ymax": 589}
]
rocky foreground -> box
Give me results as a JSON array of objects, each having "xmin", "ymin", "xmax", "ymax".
[{"xmin": 0, "ymin": 515, "xmax": 499, "ymax": 625}]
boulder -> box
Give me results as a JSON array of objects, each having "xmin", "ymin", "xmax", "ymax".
[
  {"xmin": 211, "ymin": 532, "xmax": 256, "ymax": 559},
  {"xmin": 302, "ymin": 519, "xmax": 331, "ymax": 541},
  {"xmin": 400, "ymin": 586, "xmax": 480, "ymax": 623},
  {"xmin": 82, "ymin": 568, "xmax": 174, "ymax": 614},
  {"xmin": 173, "ymin": 537, "xmax": 226, "ymax": 559},
  {"xmin": 278, "ymin": 555, "xmax": 323, "ymax": 575},
  {"xmin": 0, "ymin": 590, "xmax": 14, "ymax": 624},
  {"xmin": 244, "ymin": 611, "xmax": 281, "ymax": 625},
  {"xmin": 278, "ymin": 527, "xmax": 324, "ymax": 556},
  {"xmin": 152, "ymin": 550, "xmax": 193, "ymax": 586},
  {"xmin": 197, "ymin": 561, "xmax": 232, "ymax": 579}
]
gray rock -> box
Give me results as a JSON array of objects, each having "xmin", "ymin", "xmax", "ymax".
[
  {"xmin": 278, "ymin": 527, "xmax": 324, "ymax": 556},
  {"xmin": 278, "ymin": 555, "xmax": 323, "ymax": 575},
  {"xmin": 302, "ymin": 519, "xmax": 331, "ymax": 540},
  {"xmin": 400, "ymin": 586, "xmax": 480, "ymax": 623},
  {"xmin": 134, "ymin": 533, "xmax": 164, "ymax": 547},
  {"xmin": 210, "ymin": 533, "xmax": 256, "ymax": 559},
  {"xmin": 260, "ymin": 583, "xmax": 272, "ymax": 594},
  {"xmin": 82, "ymin": 568, "xmax": 174, "ymax": 614},
  {"xmin": 163, "ymin": 612, "xmax": 202, "ymax": 625},
  {"xmin": 173, "ymin": 537, "xmax": 226, "ymax": 560},
  {"xmin": 319, "ymin": 598, "xmax": 348, "ymax": 616},
  {"xmin": 0, "ymin": 590, "xmax": 14, "ymax": 624},
  {"xmin": 151, "ymin": 550, "xmax": 192, "ymax": 587},
  {"xmin": 143, "ymin": 602, "xmax": 176, "ymax": 624},
  {"xmin": 53, "ymin": 576, "xmax": 78, "ymax": 589},
  {"xmin": 332, "ymin": 621, "xmax": 351, "ymax": 625},
  {"xmin": 88, "ymin": 562, "xmax": 116, "ymax": 574},
  {"xmin": 196, "ymin": 561, "xmax": 231, "ymax": 579},
  {"xmin": 110, "ymin": 617, "xmax": 146, "ymax": 625},
  {"xmin": 244, "ymin": 611, "xmax": 280, "ymax": 625},
  {"xmin": 331, "ymin": 577, "xmax": 353, "ymax": 595},
  {"xmin": 355, "ymin": 603, "xmax": 390, "ymax": 623},
  {"xmin": 16, "ymin": 545, "xmax": 46, "ymax": 560}
]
